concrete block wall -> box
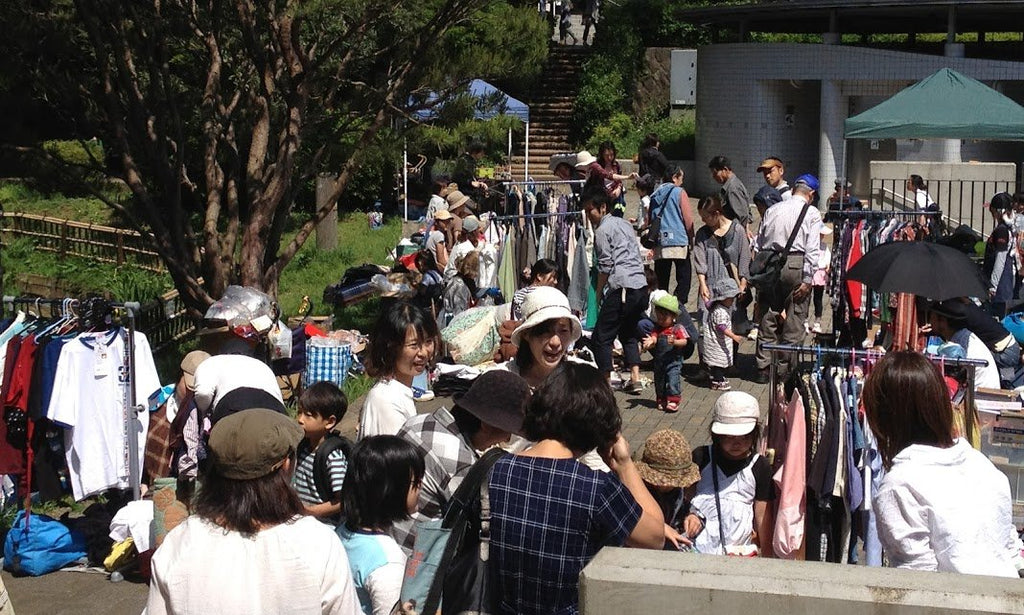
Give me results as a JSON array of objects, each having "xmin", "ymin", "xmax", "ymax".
[
  {"xmin": 694, "ymin": 43, "xmax": 1024, "ymax": 198},
  {"xmin": 580, "ymin": 548, "xmax": 1024, "ymax": 615}
]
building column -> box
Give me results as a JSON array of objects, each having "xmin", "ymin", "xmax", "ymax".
[
  {"xmin": 941, "ymin": 5, "xmax": 963, "ymax": 162},
  {"xmin": 819, "ymin": 78, "xmax": 844, "ymax": 196}
]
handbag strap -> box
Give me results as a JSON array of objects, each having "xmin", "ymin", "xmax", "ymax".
[
  {"xmin": 709, "ymin": 446, "xmax": 727, "ymax": 555},
  {"xmin": 780, "ymin": 199, "xmax": 813, "ymax": 257},
  {"xmin": 422, "ymin": 447, "xmax": 507, "ymax": 615}
]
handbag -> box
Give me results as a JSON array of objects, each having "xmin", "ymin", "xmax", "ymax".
[
  {"xmin": 401, "ymin": 448, "xmax": 507, "ymax": 615},
  {"xmin": 640, "ymin": 187, "xmax": 670, "ymax": 249},
  {"xmin": 747, "ymin": 200, "xmax": 812, "ymax": 293}
]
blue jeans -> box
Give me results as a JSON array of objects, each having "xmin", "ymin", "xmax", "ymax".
[{"xmin": 652, "ymin": 335, "xmax": 683, "ymax": 399}]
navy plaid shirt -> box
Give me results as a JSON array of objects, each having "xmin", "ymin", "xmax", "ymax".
[{"xmin": 489, "ymin": 456, "xmax": 641, "ymax": 615}]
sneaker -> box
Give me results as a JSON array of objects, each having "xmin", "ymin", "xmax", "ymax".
[
  {"xmin": 747, "ymin": 327, "xmax": 759, "ymax": 341},
  {"xmin": 812, "ymin": 322, "xmax": 822, "ymax": 334},
  {"xmin": 711, "ymin": 380, "xmax": 732, "ymax": 391},
  {"xmin": 625, "ymin": 380, "xmax": 645, "ymax": 394},
  {"xmin": 804, "ymin": 321, "xmax": 811, "ymax": 334},
  {"xmin": 412, "ymin": 387, "xmax": 435, "ymax": 402}
]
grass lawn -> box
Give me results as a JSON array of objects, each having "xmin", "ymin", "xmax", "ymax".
[{"xmin": 0, "ymin": 181, "xmax": 121, "ymax": 226}]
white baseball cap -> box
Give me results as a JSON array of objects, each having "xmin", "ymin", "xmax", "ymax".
[{"xmin": 710, "ymin": 391, "xmax": 761, "ymax": 436}]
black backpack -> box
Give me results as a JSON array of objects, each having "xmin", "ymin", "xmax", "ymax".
[{"xmin": 313, "ymin": 433, "xmax": 353, "ymax": 503}]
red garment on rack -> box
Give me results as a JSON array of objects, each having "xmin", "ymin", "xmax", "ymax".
[
  {"xmin": 0, "ymin": 337, "xmax": 25, "ymax": 475},
  {"xmin": 845, "ymin": 221, "xmax": 865, "ymax": 318},
  {"xmin": 892, "ymin": 293, "xmax": 922, "ymax": 351}
]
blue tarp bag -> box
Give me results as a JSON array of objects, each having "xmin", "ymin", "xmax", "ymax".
[
  {"xmin": 1003, "ymin": 312, "xmax": 1024, "ymax": 345},
  {"xmin": 4, "ymin": 511, "xmax": 87, "ymax": 576}
]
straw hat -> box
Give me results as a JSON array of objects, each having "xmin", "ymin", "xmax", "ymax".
[
  {"xmin": 446, "ymin": 190, "xmax": 471, "ymax": 210},
  {"xmin": 434, "ymin": 209, "xmax": 453, "ymax": 221},
  {"xmin": 510, "ymin": 287, "xmax": 582, "ymax": 347},
  {"xmin": 635, "ymin": 430, "xmax": 701, "ymax": 489}
]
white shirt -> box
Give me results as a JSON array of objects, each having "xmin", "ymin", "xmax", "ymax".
[
  {"xmin": 358, "ymin": 378, "xmax": 416, "ymax": 439},
  {"xmin": 192, "ymin": 354, "xmax": 283, "ymax": 414},
  {"xmin": 963, "ymin": 331, "xmax": 1001, "ymax": 390},
  {"xmin": 47, "ymin": 330, "xmax": 161, "ymax": 500},
  {"xmin": 754, "ymin": 193, "xmax": 823, "ymax": 284},
  {"xmin": 914, "ymin": 189, "xmax": 935, "ymax": 211},
  {"xmin": 146, "ymin": 515, "xmax": 361, "ymax": 615},
  {"xmin": 445, "ymin": 240, "xmax": 476, "ymax": 275},
  {"xmin": 874, "ymin": 439, "xmax": 1021, "ymax": 577}
]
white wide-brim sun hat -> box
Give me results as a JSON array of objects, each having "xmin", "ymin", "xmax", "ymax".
[{"xmin": 510, "ymin": 286, "xmax": 583, "ymax": 348}]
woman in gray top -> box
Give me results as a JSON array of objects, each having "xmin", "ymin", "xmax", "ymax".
[{"xmin": 692, "ymin": 195, "xmax": 751, "ymax": 305}]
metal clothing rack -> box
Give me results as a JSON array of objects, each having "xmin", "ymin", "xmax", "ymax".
[
  {"xmin": 3, "ymin": 295, "xmax": 145, "ymax": 500},
  {"xmin": 500, "ymin": 179, "xmax": 584, "ymax": 187},
  {"xmin": 761, "ymin": 342, "xmax": 985, "ymax": 442},
  {"xmin": 833, "ymin": 210, "xmax": 939, "ymax": 218},
  {"xmin": 489, "ymin": 210, "xmax": 584, "ymax": 222}
]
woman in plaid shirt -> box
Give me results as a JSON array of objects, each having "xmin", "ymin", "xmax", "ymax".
[{"xmin": 487, "ymin": 362, "xmax": 665, "ymax": 615}]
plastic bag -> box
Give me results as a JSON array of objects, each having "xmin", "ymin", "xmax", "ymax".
[
  {"xmin": 204, "ymin": 286, "xmax": 275, "ymax": 330},
  {"xmin": 269, "ymin": 320, "xmax": 293, "ymax": 360},
  {"xmin": 369, "ymin": 274, "xmax": 416, "ymax": 299}
]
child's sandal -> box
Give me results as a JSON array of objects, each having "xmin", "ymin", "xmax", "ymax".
[{"xmin": 665, "ymin": 400, "xmax": 680, "ymax": 413}]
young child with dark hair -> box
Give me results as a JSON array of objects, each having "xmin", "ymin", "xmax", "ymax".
[
  {"xmin": 642, "ymin": 295, "xmax": 688, "ymax": 413},
  {"xmin": 292, "ymin": 381, "xmax": 350, "ymax": 522},
  {"xmin": 338, "ymin": 435, "xmax": 425, "ymax": 615},
  {"xmin": 700, "ymin": 278, "xmax": 745, "ymax": 391}
]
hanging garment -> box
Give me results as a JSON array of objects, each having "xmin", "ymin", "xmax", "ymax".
[
  {"xmin": 568, "ymin": 226, "xmax": 590, "ymax": 315},
  {"xmin": 477, "ymin": 241, "xmax": 499, "ymax": 291},
  {"xmin": 498, "ymin": 225, "xmax": 518, "ymax": 303},
  {"xmin": 772, "ymin": 389, "xmax": 807, "ymax": 559},
  {"xmin": 47, "ymin": 329, "xmax": 161, "ymax": 500}
]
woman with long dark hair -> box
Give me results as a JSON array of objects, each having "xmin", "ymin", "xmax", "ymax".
[
  {"xmin": 863, "ymin": 351, "xmax": 1021, "ymax": 576},
  {"xmin": 147, "ymin": 409, "xmax": 360, "ymax": 614}
]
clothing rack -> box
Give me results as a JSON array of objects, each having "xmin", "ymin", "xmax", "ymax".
[
  {"xmin": 488, "ymin": 210, "xmax": 584, "ymax": 222},
  {"xmin": 832, "ymin": 210, "xmax": 939, "ymax": 218},
  {"xmin": 3, "ymin": 295, "xmax": 145, "ymax": 500},
  {"xmin": 500, "ymin": 179, "xmax": 584, "ymax": 187},
  {"xmin": 761, "ymin": 342, "xmax": 984, "ymax": 442}
]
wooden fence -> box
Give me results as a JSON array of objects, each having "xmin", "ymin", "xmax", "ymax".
[
  {"xmin": 136, "ymin": 287, "xmax": 200, "ymax": 352},
  {"xmin": 1, "ymin": 212, "xmax": 164, "ymax": 272}
]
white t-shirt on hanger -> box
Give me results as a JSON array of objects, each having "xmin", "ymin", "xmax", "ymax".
[{"xmin": 47, "ymin": 329, "xmax": 161, "ymax": 500}]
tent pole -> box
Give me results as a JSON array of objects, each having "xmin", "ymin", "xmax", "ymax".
[
  {"xmin": 403, "ymin": 139, "xmax": 408, "ymax": 221},
  {"xmin": 508, "ymin": 127, "xmax": 512, "ymax": 165},
  {"xmin": 525, "ymin": 121, "xmax": 530, "ymax": 182},
  {"xmin": 841, "ymin": 138, "xmax": 847, "ymax": 207}
]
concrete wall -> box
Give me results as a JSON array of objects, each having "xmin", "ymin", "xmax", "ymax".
[
  {"xmin": 694, "ymin": 43, "xmax": 1024, "ymax": 197},
  {"xmin": 580, "ymin": 548, "xmax": 1024, "ymax": 615}
]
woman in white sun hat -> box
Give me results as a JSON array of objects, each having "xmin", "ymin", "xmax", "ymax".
[
  {"xmin": 684, "ymin": 391, "xmax": 775, "ymax": 556},
  {"xmin": 491, "ymin": 286, "xmax": 587, "ymax": 390}
]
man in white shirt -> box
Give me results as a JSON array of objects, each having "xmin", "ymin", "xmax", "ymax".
[
  {"xmin": 927, "ymin": 300, "xmax": 1002, "ymax": 390},
  {"xmin": 753, "ymin": 174, "xmax": 823, "ymax": 381},
  {"xmin": 444, "ymin": 215, "xmax": 481, "ymax": 274}
]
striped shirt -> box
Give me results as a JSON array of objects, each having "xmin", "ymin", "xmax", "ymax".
[{"xmin": 292, "ymin": 438, "xmax": 348, "ymax": 509}]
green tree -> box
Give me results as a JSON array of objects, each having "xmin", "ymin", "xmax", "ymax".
[{"xmin": 1, "ymin": 0, "xmax": 546, "ymax": 313}]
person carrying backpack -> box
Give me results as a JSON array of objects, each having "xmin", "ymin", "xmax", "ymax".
[{"xmin": 292, "ymin": 381, "xmax": 352, "ymax": 524}]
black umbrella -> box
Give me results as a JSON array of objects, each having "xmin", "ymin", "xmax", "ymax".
[{"xmin": 845, "ymin": 241, "xmax": 988, "ymax": 301}]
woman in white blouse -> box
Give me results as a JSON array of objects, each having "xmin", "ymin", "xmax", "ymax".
[{"xmin": 862, "ymin": 351, "xmax": 1022, "ymax": 577}]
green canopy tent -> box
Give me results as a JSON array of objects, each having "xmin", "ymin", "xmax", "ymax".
[{"xmin": 845, "ymin": 68, "xmax": 1024, "ymax": 140}]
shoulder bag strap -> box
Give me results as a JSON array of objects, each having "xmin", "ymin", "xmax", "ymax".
[
  {"xmin": 780, "ymin": 200, "xmax": 813, "ymax": 257},
  {"xmin": 710, "ymin": 447, "xmax": 728, "ymax": 555},
  {"xmin": 422, "ymin": 447, "xmax": 508, "ymax": 615}
]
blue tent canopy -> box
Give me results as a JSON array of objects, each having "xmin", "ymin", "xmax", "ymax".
[{"xmin": 412, "ymin": 79, "xmax": 529, "ymax": 122}]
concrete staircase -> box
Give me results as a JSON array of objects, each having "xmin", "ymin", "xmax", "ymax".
[{"xmin": 509, "ymin": 44, "xmax": 592, "ymax": 182}]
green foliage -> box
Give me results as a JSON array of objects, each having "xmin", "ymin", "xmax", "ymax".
[
  {"xmin": 588, "ymin": 111, "xmax": 695, "ymax": 160},
  {"xmin": 277, "ymin": 213, "xmax": 402, "ymax": 319},
  {"xmin": 0, "ymin": 180, "xmax": 118, "ymax": 225},
  {"xmin": 1, "ymin": 235, "xmax": 172, "ymax": 303}
]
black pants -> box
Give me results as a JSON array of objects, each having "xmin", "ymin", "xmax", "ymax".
[
  {"xmin": 593, "ymin": 286, "xmax": 649, "ymax": 374},
  {"xmin": 708, "ymin": 366, "xmax": 727, "ymax": 384},
  {"xmin": 813, "ymin": 286, "xmax": 824, "ymax": 318},
  {"xmin": 655, "ymin": 257, "xmax": 692, "ymax": 307}
]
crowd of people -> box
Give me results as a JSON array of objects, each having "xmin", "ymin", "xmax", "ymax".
[{"xmin": 143, "ymin": 141, "xmax": 1024, "ymax": 614}]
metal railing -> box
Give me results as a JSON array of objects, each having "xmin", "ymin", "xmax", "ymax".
[{"xmin": 870, "ymin": 178, "xmax": 1018, "ymax": 239}]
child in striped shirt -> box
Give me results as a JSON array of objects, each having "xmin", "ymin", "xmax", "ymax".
[{"xmin": 293, "ymin": 381, "xmax": 350, "ymax": 523}]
